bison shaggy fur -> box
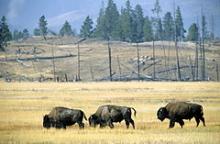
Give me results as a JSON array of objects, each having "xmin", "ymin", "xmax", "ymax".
[
  {"xmin": 157, "ymin": 102, "xmax": 206, "ymax": 128},
  {"xmin": 89, "ymin": 105, "xmax": 136, "ymax": 129},
  {"xmin": 43, "ymin": 107, "xmax": 87, "ymax": 129}
]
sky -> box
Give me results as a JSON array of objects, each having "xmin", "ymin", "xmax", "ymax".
[{"xmin": 0, "ymin": 0, "xmax": 220, "ymax": 37}]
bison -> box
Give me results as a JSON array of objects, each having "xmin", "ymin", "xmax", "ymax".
[
  {"xmin": 88, "ymin": 105, "xmax": 136, "ymax": 129},
  {"xmin": 157, "ymin": 102, "xmax": 206, "ymax": 128},
  {"xmin": 43, "ymin": 107, "xmax": 87, "ymax": 129}
]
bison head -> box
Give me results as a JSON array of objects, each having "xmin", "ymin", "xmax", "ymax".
[
  {"xmin": 43, "ymin": 115, "xmax": 51, "ymax": 128},
  {"xmin": 157, "ymin": 107, "xmax": 168, "ymax": 121},
  {"xmin": 88, "ymin": 114, "xmax": 100, "ymax": 127}
]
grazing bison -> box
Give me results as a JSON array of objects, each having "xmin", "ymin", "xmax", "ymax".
[
  {"xmin": 157, "ymin": 102, "xmax": 206, "ymax": 128},
  {"xmin": 43, "ymin": 107, "xmax": 87, "ymax": 129},
  {"xmin": 88, "ymin": 105, "xmax": 136, "ymax": 129}
]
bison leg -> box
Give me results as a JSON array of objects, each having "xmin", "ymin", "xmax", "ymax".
[
  {"xmin": 130, "ymin": 119, "xmax": 135, "ymax": 129},
  {"xmin": 55, "ymin": 122, "xmax": 66, "ymax": 129},
  {"xmin": 125, "ymin": 119, "xmax": 135, "ymax": 129},
  {"xmin": 125, "ymin": 120, "xmax": 129, "ymax": 128},
  {"xmin": 78, "ymin": 122, "xmax": 85, "ymax": 129},
  {"xmin": 200, "ymin": 116, "xmax": 206, "ymax": 127},
  {"xmin": 195, "ymin": 117, "xmax": 200, "ymax": 127},
  {"xmin": 107, "ymin": 120, "xmax": 114, "ymax": 129},
  {"xmin": 177, "ymin": 119, "xmax": 184, "ymax": 128},
  {"xmin": 169, "ymin": 120, "xmax": 175, "ymax": 128}
]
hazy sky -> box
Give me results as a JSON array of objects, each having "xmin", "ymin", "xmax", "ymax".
[{"xmin": 0, "ymin": 0, "xmax": 220, "ymax": 36}]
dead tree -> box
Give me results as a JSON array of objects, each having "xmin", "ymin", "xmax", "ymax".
[
  {"xmin": 173, "ymin": 0, "xmax": 181, "ymax": 81},
  {"xmin": 152, "ymin": 39, "xmax": 156, "ymax": 80},
  {"xmin": 194, "ymin": 41, "xmax": 199, "ymax": 80},
  {"xmin": 108, "ymin": 38, "xmax": 112, "ymax": 81},
  {"xmin": 75, "ymin": 38, "xmax": 86, "ymax": 81},
  {"xmin": 136, "ymin": 43, "xmax": 140, "ymax": 80},
  {"xmin": 117, "ymin": 55, "xmax": 122, "ymax": 81},
  {"xmin": 201, "ymin": 14, "xmax": 206, "ymax": 80},
  {"xmin": 51, "ymin": 46, "xmax": 56, "ymax": 82},
  {"xmin": 216, "ymin": 64, "xmax": 219, "ymax": 81}
]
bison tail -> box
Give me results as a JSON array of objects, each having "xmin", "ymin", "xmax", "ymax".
[
  {"xmin": 131, "ymin": 107, "xmax": 137, "ymax": 117},
  {"xmin": 83, "ymin": 112, "xmax": 87, "ymax": 121}
]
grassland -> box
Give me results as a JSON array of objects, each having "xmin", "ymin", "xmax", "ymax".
[{"xmin": 0, "ymin": 82, "xmax": 220, "ymax": 144}]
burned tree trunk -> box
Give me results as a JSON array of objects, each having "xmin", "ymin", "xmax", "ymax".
[{"xmin": 108, "ymin": 39, "xmax": 112, "ymax": 81}]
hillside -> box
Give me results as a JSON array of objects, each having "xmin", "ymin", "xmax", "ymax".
[{"xmin": 0, "ymin": 36, "xmax": 219, "ymax": 82}]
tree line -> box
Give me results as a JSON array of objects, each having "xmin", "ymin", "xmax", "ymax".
[{"xmin": 0, "ymin": 0, "xmax": 215, "ymax": 51}]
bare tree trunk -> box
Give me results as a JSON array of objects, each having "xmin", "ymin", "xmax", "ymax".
[
  {"xmin": 216, "ymin": 64, "xmax": 219, "ymax": 81},
  {"xmin": 65, "ymin": 73, "xmax": 68, "ymax": 82},
  {"xmin": 173, "ymin": 0, "xmax": 181, "ymax": 81},
  {"xmin": 117, "ymin": 55, "xmax": 122, "ymax": 81},
  {"xmin": 175, "ymin": 40, "xmax": 181, "ymax": 81},
  {"xmin": 108, "ymin": 39, "xmax": 112, "ymax": 81},
  {"xmin": 194, "ymin": 42, "xmax": 199, "ymax": 80},
  {"xmin": 153, "ymin": 39, "xmax": 156, "ymax": 80},
  {"xmin": 162, "ymin": 41, "xmax": 168, "ymax": 76},
  {"xmin": 202, "ymin": 35, "xmax": 206, "ymax": 80},
  {"xmin": 51, "ymin": 46, "xmax": 56, "ymax": 82},
  {"xmin": 89, "ymin": 65, "xmax": 94, "ymax": 81},
  {"xmin": 77, "ymin": 43, "xmax": 81, "ymax": 81},
  {"xmin": 189, "ymin": 56, "xmax": 195, "ymax": 80},
  {"xmin": 136, "ymin": 43, "xmax": 140, "ymax": 80}
]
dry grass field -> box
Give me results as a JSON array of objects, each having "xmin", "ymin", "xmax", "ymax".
[{"xmin": 0, "ymin": 82, "xmax": 220, "ymax": 144}]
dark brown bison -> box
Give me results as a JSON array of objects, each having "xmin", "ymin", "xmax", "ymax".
[
  {"xmin": 88, "ymin": 105, "xmax": 136, "ymax": 129},
  {"xmin": 157, "ymin": 102, "xmax": 206, "ymax": 128},
  {"xmin": 43, "ymin": 107, "xmax": 87, "ymax": 129}
]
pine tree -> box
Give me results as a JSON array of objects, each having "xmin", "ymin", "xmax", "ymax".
[
  {"xmin": 39, "ymin": 15, "xmax": 48, "ymax": 40},
  {"xmin": 120, "ymin": 0, "xmax": 133, "ymax": 42},
  {"xmin": 104, "ymin": 0, "xmax": 120, "ymax": 40},
  {"xmin": 143, "ymin": 16, "xmax": 153, "ymax": 41},
  {"xmin": 95, "ymin": 1, "xmax": 106, "ymax": 38},
  {"xmin": 201, "ymin": 15, "xmax": 208, "ymax": 41},
  {"xmin": 155, "ymin": 18, "xmax": 163, "ymax": 40},
  {"xmin": 33, "ymin": 28, "xmax": 41, "ymax": 36},
  {"xmin": 187, "ymin": 23, "xmax": 198, "ymax": 41},
  {"xmin": 0, "ymin": 16, "xmax": 12, "ymax": 51},
  {"xmin": 163, "ymin": 12, "xmax": 174, "ymax": 41},
  {"xmin": 152, "ymin": 0, "xmax": 162, "ymax": 41},
  {"xmin": 175, "ymin": 6, "xmax": 185, "ymax": 41},
  {"xmin": 22, "ymin": 29, "xmax": 29, "ymax": 40},
  {"xmin": 80, "ymin": 16, "xmax": 93, "ymax": 38},
  {"xmin": 133, "ymin": 4, "xmax": 144, "ymax": 42},
  {"xmin": 13, "ymin": 30, "xmax": 21, "ymax": 41},
  {"xmin": 60, "ymin": 21, "xmax": 74, "ymax": 36}
]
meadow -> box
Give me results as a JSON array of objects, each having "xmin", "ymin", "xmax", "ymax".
[{"xmin": 0, "ymin": 82, "xmax": 220, "ymax": 144}]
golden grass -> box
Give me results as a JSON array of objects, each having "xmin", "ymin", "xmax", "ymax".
[{"xmin": 0, "ymin": 82, "xmax": 220, "ymax": 144}]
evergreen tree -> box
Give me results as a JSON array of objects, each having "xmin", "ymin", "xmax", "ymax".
[
  {"xmin": 152, "ymin": 0, "xmax": 162, "ymax": 41},
  {"xmin": 163, "ymin": 12, "xmax": 174, "ymax": 41},
  {"xmin": 133, "ymin": 4, "xmax": 144, "ymax": 42},
  {"xmin": 39, "ymin": 15, "xmax": 48, "ymax": 40},
  {"xmin": 33, "ymin": 28, "xmax": 41, "ymax": 36},
  {"xmin": 175, "ymin": 6, "xmax": 185, "ymax": 41},
  {"xmin": 0, "ymin": 16, "xmax": 12, "ymax": 51},
  {"xmin": 13, "ymin": 30, "xmax": 21, "ymax": 41},
  {"xmin": 95, "ymin": 1, "xmax": 106, "ymax": 38},
  {"xmin": 201, "ymin": 15, "xmax": 208, "ymax": 40},
  {"xmin": 143, "ymin": 16, "xmax": 153, "ymax": 41},
  {"xmin": 155, "ymin": 18, "xmax": 163, "ymax": 40},
  {"xmin": 187, "ymin": 23, "xmax": 199, "ymax": 41},
  {"xmin": 120, "ymin": 0, "xmax": 133, "ymax": 42},
  {"xmin": 60, "ymin": 21, "xmax": 74, "ymax": 36},
  {"xmin": 22, "ymin": 29, "xmax": 29, "ymax": 40},
  {"xmin": 104, "ymin": 0, "xmax": 120, "ymax": 40},
  {"xmin": 80, "ymin": 16, "xmax": 93, "ymax": 38}
]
